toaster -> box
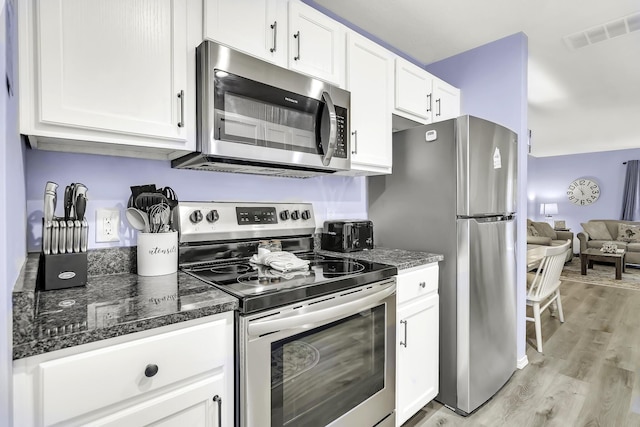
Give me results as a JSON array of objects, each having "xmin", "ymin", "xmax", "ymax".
[{"xmin": 321, "ymin": 220, "xmax": 374, "ymax": 252}]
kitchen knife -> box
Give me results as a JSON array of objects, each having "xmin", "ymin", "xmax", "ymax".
[
  {"xmin": 43, "ymin": 220, "xmax": 52, "ymax": 255},
  {"xmin": 80, "ymin": 219, "xmax": 88, "ymax": 253},
  {"xmin": 66, "ymin": 220, "xmax": 74, "ymax": 254},
  {"xmin": 73, "ymin": 219, "xmax": 81, "ymax": 253},
  {"xmin": 75, "ymin": 194, "xmax": 87, "ymax": 222},
  {"xmin": 64, "ymin": 184, "xmax": 73, "ymax": 220},
  {"xmin": 59, "ymin": 220, "xmax": 67, "ymax": 254},
  {"xmin": 72, "ymin": 184, "xmax": 88, "ymax": 219},
  {"xmin": 51, "ymin": 220, "xmax": 59, "ymax": 255},
  {"xmin": 44, "ymin": 181, "xmax": 58, "ymax": 223}
]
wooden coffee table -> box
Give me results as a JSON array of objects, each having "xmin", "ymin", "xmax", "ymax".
[{"xmin": 580, "ymin": 248, "xmax": 626, "ymax": 280}]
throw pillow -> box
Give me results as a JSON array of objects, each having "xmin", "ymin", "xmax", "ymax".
[
  {"xmin": 528, "ymin": 225, "xmax": 539, "ymax": 237},
  {"xmin": 581, "ymin": 221, "xmax": 613, "ymax": 240},
  {"xmin": 617, "ymin": 223, "xmax": 640, "ymax": 242},
  {"xmin": 532, "ymin": 222, "xmax": 557, "ymax": 239}
]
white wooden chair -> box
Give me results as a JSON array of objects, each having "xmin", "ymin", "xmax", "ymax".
[{"xmin": 526, "ymin": 240, "xmax": 571, "ymax": 353}]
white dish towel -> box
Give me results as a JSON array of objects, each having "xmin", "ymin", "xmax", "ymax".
[{"xmin": 250, "ymin": 251, "xmax": 310, "ymax": 272}]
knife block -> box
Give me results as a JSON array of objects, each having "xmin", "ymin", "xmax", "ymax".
[{"xmin": 38, "ymin": 252, "xmax": 88, "ymax": 291}]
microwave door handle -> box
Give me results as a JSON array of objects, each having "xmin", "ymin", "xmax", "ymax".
[
  {"xmin": 247, "ymin": 283, "xmax": 395, "ymax": 337},
  {"xmin": 320, "ymin": 91, "xmax": 337, "ymax": 166}
]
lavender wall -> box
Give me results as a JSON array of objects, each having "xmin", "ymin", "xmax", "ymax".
[
  {"xmin": 25, "ymin": 150, "xmax": 367, "ymax": 252},
  {"xmin": 426, "ymin": 33, "xmax": 530, "ymax": 366},
  {"xmin": 528, "ymin": 148, "xmax": 640, "ymax": 232}
]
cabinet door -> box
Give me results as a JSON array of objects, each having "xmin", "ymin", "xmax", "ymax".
[
  {"xmin": 37, "ymin": 0, "xmax": 187, "ymax": 142},
  {"xmin": 433, "ymin": 78, "xmax": 461, "ymax": 123},
  {"xmin": 203, "ymin": 0, "xmax": 287, "ymax": 66},
  {"xmin": 288, "ymin": 1, "xmax": 345, "ymax": 86},
  {"xmin": 394, "ymin": 58, "xmax": 432, "ymax": 123},
  {"xmin": 396, "ymin": 294, "xmax": 439, "ymax": 426},
  {"xmin": 346, "ymin": 31, "xmax": 393, "ymax": 174},
  {"xmin": 87, "ymin": 375, "xmax": 226, "ymax": 427}
]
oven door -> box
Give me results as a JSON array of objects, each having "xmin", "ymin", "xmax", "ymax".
[{"xmin": 240, "ymin": 280, "xmax": 396, "ymax": 427}]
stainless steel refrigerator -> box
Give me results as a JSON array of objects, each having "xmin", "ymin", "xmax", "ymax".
[{"xmin": 368, "ymin": 115, "xmax": 517, "ymax": 415}]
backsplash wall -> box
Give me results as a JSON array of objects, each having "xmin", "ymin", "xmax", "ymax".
[{"xmin": 25, "ymin": 149, "xmax": 367, "ymax": 252}]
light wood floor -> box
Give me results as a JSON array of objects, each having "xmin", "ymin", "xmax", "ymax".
[{"xmin": 404, "ymin": 279, "xmax": 640, "ymax": 427}]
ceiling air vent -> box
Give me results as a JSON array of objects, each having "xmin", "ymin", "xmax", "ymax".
[{"xmin": 563, "ymin": 11, "xmax": 640, "ymax": 50}]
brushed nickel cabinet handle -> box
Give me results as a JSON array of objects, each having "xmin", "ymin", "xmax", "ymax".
[
  {"xmin": 270, "ymin": 21, "xmax": 277, "ymax": 53},
  {"xmin": 436, "ymin": 98, "xmax": 441, "ymax": 117},
  {"xmin": 213, "ymin": 395, "xmax": 222, "ymax": 427},
  {"xmin": 294, "ymin": 31, "xmax": 301, "ymax": 60},
  {"xmin": 351, "ymin": 130, "xmax": 358, "ymax": 155},
  {"xmin": 400, "ymin": 320, "xmax": 408, "ymax": 347},
  {"xmin": 177, "ymin": 90, "xmax": 185, "ymax": 128},
  {"xmin": 427, "ymin": 93, "xmax": 432, "ymax": 112}
]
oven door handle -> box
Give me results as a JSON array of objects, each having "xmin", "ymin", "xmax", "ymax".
[{"xmin": 247, "ymin": 283, "xmax": 395, "ymax": 337}]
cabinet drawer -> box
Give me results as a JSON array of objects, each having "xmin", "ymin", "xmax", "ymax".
[
  {"xmin": 397, "ymin": 264, "xmax": 438, "ymax": 304},
  {"xmin": 39, "ymin": 317, "xmax": 230, "ymax": 426}
]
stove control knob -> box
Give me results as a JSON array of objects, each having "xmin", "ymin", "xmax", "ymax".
[
  {"xmin": 206, "ymin": 210, "xmax": 219, "ymax": 223},
  {"xmin": 301, "ymin": 210, "xmax": 311, "ymax": 220},
  {"xmin": 280, "ymin": 210, "xmax": 290, "ymax": 220},
  {"xmin": 291, "ymin": 210, "xmax": 300, "ymax": 220},
  {"xmin": 189, "ymin": 210, "xmax": 203, "ymax": 224}
]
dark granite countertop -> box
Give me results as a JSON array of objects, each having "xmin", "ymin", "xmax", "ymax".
[
  {"xmin": 13, "ymin": 249, "xmax": 238, "ymax": 360},
  {"xmin": 317, "ymin": 247, "xmax": 443, "ymax": 270}
]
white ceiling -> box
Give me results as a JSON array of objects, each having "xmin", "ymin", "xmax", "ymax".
[{"xmin": 313, "ymin": 0, "xmax": 640, "ymax": 158}]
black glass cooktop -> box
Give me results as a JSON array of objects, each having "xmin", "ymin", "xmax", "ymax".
[{"xmin": 182, "ymin": 252, "xmax": 397, "ymax": 314}]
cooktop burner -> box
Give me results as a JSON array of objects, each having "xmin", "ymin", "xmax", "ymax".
[{"xmin": 183, "ymin": 252, "xmax": 396, "ymax": 314}]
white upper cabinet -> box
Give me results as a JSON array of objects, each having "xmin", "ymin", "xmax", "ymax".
[
  {"xmin": 203, "ymin": 0, "xmax": 288, "ymax": 66},
  {"xmin": 432, "ymin": 78, "xmax": 461, "ymax": 122},
  {"xmin": 395, "ymin": 58, "xmax": 432, "ymax": 123},
  {"xmin": 19, "ymin": 0, "xmax": 192, "ymax": 159},
  {"xmin": 394, "ymin": 57, "xmax": 460, "ymax": 125},
  {"xmin": 342, "ymin": 31, "xmax": 393, "ymax": 175},
  {"xmin": 288, "ymin": 1, "xmax": 345, "ymax": 87}
]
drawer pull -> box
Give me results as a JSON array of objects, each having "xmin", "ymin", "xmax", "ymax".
[
  {"xmin": 400, "ymin": 320, "xmax": 408, "ymax": 347},
  {"xmin": 144, "ymin": 364, "xmax": 159, "ymax": 378},
  {"xmin": 419, "ymin": 281, "xmax": 426, "ymax": 288},
  {"xmin": 213, "ymin": 395, "xmax": 223, "ymax": 427}
]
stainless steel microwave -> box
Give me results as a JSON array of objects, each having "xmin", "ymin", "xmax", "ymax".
[{"xmin": 172, "ymin": 41, "xmax": 351, "ymax": 178}]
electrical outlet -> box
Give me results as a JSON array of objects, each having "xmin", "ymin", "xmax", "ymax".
[{"xmin": 96, "ymin": 208, "xmax": 120, "ymax": 242}]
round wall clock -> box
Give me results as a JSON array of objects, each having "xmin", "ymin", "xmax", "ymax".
[{"xmin": 567, "ymin": 178, "xmax": 600, "ymax": 205}]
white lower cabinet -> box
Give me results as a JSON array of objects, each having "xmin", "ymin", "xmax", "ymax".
[
  {"xmin": 395, "ymin": 264, "xmax": 439, "ymax": 426},
  {"xmin": 13, "ymin": 312, "xmax": 234, "ymax": 427}
]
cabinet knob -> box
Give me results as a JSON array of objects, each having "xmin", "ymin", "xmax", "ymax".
[
  {"xmin": 144, "ymin": 364, "xmax": 159, "ymax": 378},
  {"xmin": 419, "ymin": 281, "xmax": 426, "ymax": 288}
]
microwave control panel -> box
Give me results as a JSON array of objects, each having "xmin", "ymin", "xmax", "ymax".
[{"xmin": 333, "ymin": 105, "xmax": 348, "ymax": 159}]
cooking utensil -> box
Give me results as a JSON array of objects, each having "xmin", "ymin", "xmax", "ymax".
[
  {"xmin": 126, "ymin": 207, "xmax": 150, "ymax": 232},
  {"xmin": 129, "ymin": 184, "xmax": 157, "ymax": 208},
  {"xmin": 149, "ymin": 203, "xmax": 171, "ymax": 233},
  {"xmin": 135, "ymin": 192, "xmax": 169, "ymax": 214},
  {"xmin": 72, "ymin": 183, "xmax": 87, "ymax": 220},
  {"xmin": 160, "ymin": 186, "xmax": 179, "ymax": 208}
]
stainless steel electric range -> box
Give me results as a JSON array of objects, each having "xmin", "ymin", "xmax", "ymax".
[{"xmin": 175, "ymin": 201, "xmax": 397, "ymax": 427}]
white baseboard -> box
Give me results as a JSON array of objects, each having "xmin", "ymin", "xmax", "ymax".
[{"xmin": 517, "ymin": 355, "xmax": 529, "ymax": 369}]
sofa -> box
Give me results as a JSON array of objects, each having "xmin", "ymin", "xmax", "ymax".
[
  {"xmin": 577, "ymin": 219, "xmax": 640, "ymax": 265},
  {"xmin": 527, "ymin": 219, "xmax": 574, "ymax": 262}
]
